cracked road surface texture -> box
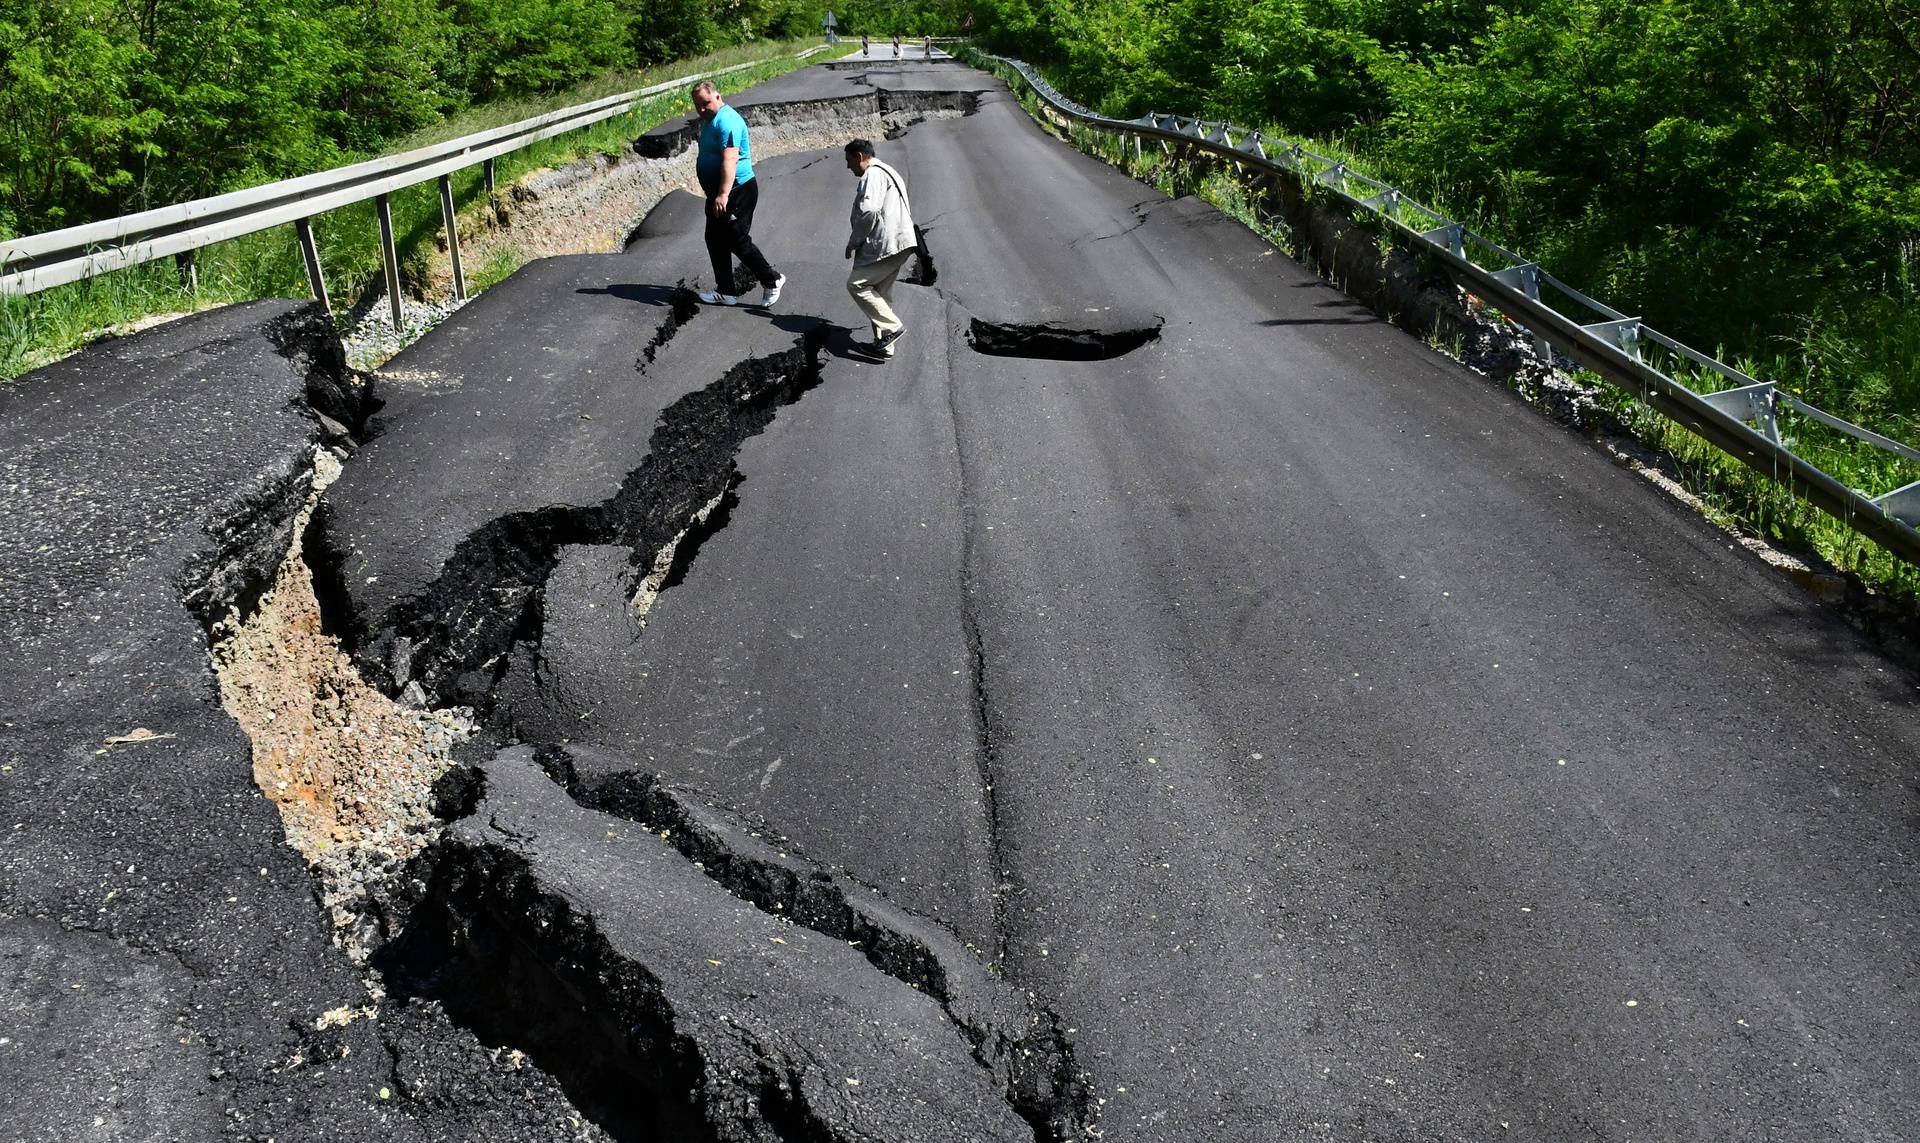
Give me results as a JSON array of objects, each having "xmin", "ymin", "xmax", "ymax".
[
  {"xmin": 0, "ymin": 303, "xmax": 602, "ymax": 1140},
  {"xmin": 322, "ymin": 60, "xmax": 1920, "ymax": 1139},
  {"xmin": 6, "ymin": 57, "xmax": 1919, "ymax": 1142},
  {"xmin": 383, "ymin": 745, "xmax": 1074, "ymax": 1140}
]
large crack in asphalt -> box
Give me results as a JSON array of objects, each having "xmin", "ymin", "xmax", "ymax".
[
  {"xmin": 373, "ymin": 747, "xmax": 1089, "ymax": 1141},
  {"xmin": 317, "ymin": 317, "xmax": 1096, "ymax": 1138},
  {"xmin": 531, "ymin": 745, "xmax": 1093, "ymax": 1141},
  {"xmin": 366, "ymin": 328, "xmax": 826, "ymax": 711},
  {"xmin": 637, "ymin": 285, "xmax": 701, "ymax": 374},
  {"xmin": 193, "ymin": 89, "xmax": 1101, "ymax": 1143}
]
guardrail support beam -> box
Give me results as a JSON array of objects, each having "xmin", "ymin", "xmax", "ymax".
[
  {"xmin": 1699, "ymin": 381, "xmax": 1782, "ymax": 444},
  {"xmin": 375, "ymin": 193, "xmax": 403, "ymax": 330},
  {"xmin": 294, "ymin": 218, "xmax": 330, "ymax": 316},
  {"xmin": 1581, "ymin": 317, "xmax": 1644, "ymax": 362},
  {"xmin": 1875, "ymin": 479, "xmax": 1920, "ymax": 526},
  {"xmin": 1489, "ymin": 263, "xmax": 1551, "ymax": 361},
  {"xmin": 438, "ymin": 175, "xmax": 467, "ymax": 301},
  {"xmin": 1419, "ymin": 223, "xmax": 1466, "ymax": 260}
]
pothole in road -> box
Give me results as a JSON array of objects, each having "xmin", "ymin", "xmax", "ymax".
[{"xmin": 966, "ymin": 317, "xmax": 1164, "ymax": 361}]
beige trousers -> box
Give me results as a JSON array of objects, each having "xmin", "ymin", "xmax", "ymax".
[{"xmin": 847, "ymin": 248, "xmax": 916, "ymax": 343}]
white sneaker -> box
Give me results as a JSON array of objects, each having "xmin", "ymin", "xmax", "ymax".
[
  {"xmin": 760, "ymin": 274, "xmax": 787, "ymax": 308},
  {"xmin": 696, "ymin": 290, "xmax": 739, "ymax": 306}
]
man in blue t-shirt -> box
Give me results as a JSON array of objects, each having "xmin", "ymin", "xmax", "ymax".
[{"xmin": 690, "ymin": 81, "xmax": 786, "ymax": 308}]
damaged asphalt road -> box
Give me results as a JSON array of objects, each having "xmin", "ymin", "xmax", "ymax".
[
  {"xmin": 7, "ymin": 55, "xmax": 1920, "ymax": 1143},
  {"xmin": 0, "ymin": 303, "xmax": 601, "ymax": 1141}
]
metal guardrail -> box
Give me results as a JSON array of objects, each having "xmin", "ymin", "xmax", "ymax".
[
  {"xmin": 1, "ymin": 48, "xmax": 832, "ymax": 326},
  {"xmin": 976, "ymin": 51, "xmax": 1920, "ymax": 566}
]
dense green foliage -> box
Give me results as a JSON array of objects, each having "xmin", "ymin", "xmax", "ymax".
[
  {"xmin": 0, "ymin": 0, "xmax": 830, "ymax": 236},
  {"xmin": 969, "ymin": 0, "xmax": 1920, "ymax": 435}
]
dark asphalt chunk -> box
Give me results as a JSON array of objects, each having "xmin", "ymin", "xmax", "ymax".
[
  {"xmin": 0, "ymin": 303, "xmax": 600, "ymax": 1140},
  {"xmin": 361, "ymin": 329, "xmax": 825, "ymax": 709},
  {"xmin": 313, "ymin": 255, "xmax": 705, "ymax": 652},
  {"xmin": 385, "ymin": 745, "xmax": 1041, "ymax": 1142},
  {"xmin": 535, "ymin": 741, "xmax": 1094, "ymax": 1139}
]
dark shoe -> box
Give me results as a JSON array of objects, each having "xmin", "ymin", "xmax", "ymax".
[{"xmin": 874, "ymin": 326, "xmax": 904, "ymax": 356}]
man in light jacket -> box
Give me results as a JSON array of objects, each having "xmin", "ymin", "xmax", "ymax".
[{"xmin": 842, "ymin": 138, "xmax": 917, "ymax": 358}]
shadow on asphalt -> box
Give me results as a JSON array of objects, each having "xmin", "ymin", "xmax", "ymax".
[
  {"xmin": 1260, "ymin": 299, "xmax": 1381, "ymax": 326},
  {"xmin": 574, "ymin": 282, "xmax": 685, "ymax": 308}
]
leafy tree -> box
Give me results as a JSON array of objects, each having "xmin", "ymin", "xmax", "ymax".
[
  {"xmin": 632, "ymin": 0, "xmax": 719, "ymax": 64},
  {"xmin": 308, "ymin": 0, "xmax": 460, "ymax": 152},
  {"xmin": 446, "ymin": 0, "xmax": 633, "ymax": 100},
  {"xmin": 0, "ymin": 0, "xmax": 161, "ymax": 232}
]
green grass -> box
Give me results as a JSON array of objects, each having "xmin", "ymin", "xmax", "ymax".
[
  {"xmin": 980, "ymin": 51, "xmax": 1920, "ymax": 598},
  {"xmin": 2, "ymin": 38, "xmax": 824, "ymax": 383}
]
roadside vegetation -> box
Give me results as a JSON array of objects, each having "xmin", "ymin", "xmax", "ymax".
[
  {"xmin": 0, "ymin": 1, "xmax": 860, "ymax": 378},
  {"xmin": 963, "ymin": 0, "xmax": 1920, "ymax": 595}
]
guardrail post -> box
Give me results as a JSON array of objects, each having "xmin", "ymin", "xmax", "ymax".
[
  {"xmin": 483, "ymin": 158, "xmax": 496, "ymax": 193},
  {"xmin": 1491, "ymin": 263, "xmax": 1552, "ymax": 362},
  {"xmin": 294, "ymin": 218, "xmax": 331, "ymax": 316},
  {"xmin": 174, "ymin": 250, "xmax": 197, "ymax": 293},
  {"xmin": 1519, "ymin": 264, "xmax": 1550, "ymax": 361},
  {"xmin": 375, "ymin": 193, "xmax": 403, "ymax": 329},
  {"xmin": 438, "ymin": 175, "xmax": 467, "ymax": 301}
]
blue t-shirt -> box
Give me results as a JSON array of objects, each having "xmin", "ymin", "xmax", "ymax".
[{"xmin": 696, "ymin": 105, "xmax": 755, "ymax": 194}]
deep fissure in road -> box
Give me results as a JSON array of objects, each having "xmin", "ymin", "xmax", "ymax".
[
  {"xmin": 306, "ymin": 316, "xmax": 1097, "ymax": 1139},
  {"xmin": 966, "ymin": 317, "xmax": 1164, "ymax": 361},
  {"xmin": 354, "ymin": 329, "xmax": 826, "ymax": 710},
  {"xmin": 637, "ymin": 285, "xmax": 701, "ymax": 373},
  {"xmin": 374, "ymin": 837, "xmax": 734, "ymax": 1142},
  {"xmin": 533, "ymin": 745, "xmax": 1094, "ymax": 1142}
]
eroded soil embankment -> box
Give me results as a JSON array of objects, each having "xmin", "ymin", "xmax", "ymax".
[{"xmin": 211, "ymin": 447, "xmax": 476, "ymax": 964}]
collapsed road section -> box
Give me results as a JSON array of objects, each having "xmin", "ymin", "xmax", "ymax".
[
  {"xmin": 382, "ymin": 746, "xmax": 1086, "ymax": 1141},
  {"xmin": 356, "ymin": 329, "xmax": 827, "ymax": 710},
  {"xmin": 0, "ymin": 290, "xmax": 1090, "ymax": 1141},
  {"xmin": 0, "ymin": 303, "xmax": 604, "ymax": 1141}
]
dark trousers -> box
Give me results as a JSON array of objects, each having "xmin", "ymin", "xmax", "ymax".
[{"xmin": 704, "ymin": 177, "xmax": 778, "ymax": 297}]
